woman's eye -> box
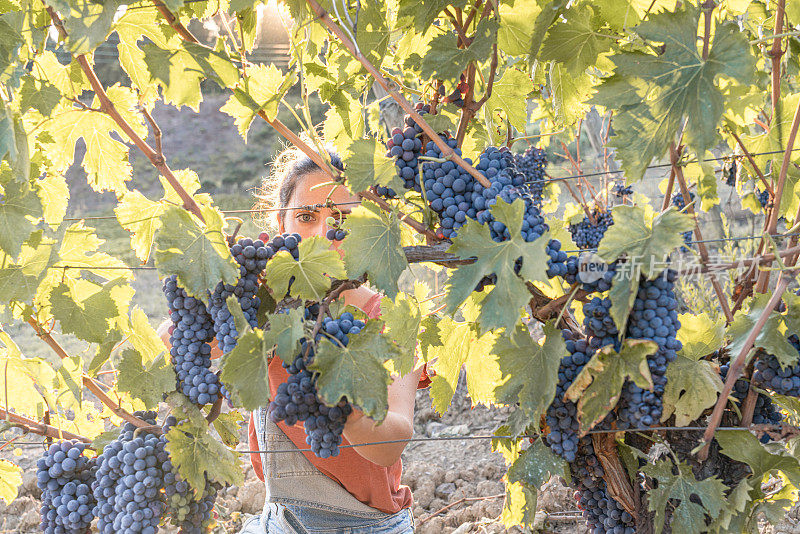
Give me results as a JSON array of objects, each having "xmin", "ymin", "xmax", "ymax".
[{"xmin": 298, "ymin": 213, "xmax": 315, "ymax": 223}]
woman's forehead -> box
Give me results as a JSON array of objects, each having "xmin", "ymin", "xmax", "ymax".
[{"xmin": 290, "ymin": 171, "xmax": 358, "ymax": 205}]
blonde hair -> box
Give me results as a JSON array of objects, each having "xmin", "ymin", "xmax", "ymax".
[{"xmin": 253, "ymin": 143, "xmax": 344, "ymax": 231}]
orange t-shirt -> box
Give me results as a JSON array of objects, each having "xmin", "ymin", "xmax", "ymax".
[{"xmin": 247, "ymin": 294, "xmax": 429, "ymax": 514}]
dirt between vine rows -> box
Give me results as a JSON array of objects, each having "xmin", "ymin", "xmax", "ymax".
[{"xmin": 4, "ymin": 377, "xmax": 800, "ymax": 533}]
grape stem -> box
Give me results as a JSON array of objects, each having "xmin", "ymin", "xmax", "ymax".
[
  {"xmin": 727, "ymin": 129, "xmax": 772, "ymax": 195},
  {"xmin": 0, "ymin": 407, "xmax": 91, "ymax": 443}
]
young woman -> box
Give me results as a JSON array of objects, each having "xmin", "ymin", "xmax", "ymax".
[{"xmin": 235, "ymin": 146, "xmax": 428, "ymax": 533}]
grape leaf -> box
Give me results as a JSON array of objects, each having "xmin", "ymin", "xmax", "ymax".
[
  {"xmin": 126, "ymin": 307, "xmax": 165, "ymax": 364},
  {"xmin": 565, "ymin": 339, "xmax": 657, "ymax": 433},
  {"xmin": 0, "ymin": 101, "xmax": 28, "ymax": 182},
  {"xmin": 427, "ymin": 311, "xmax": 500, "ymax": 414},
  {"xmin": 782, "ymin": 292, "xmax": 800, "ymax": 335},
  {"xmin": 153, "ymin": 205, "xmax": 239, "ymax": 300},
  {"xmin": 598, "ymin": 205, "xmax": 694, "ymax": 275},
  {"xmin": 507, "ymin": 438, "xmax": 570, "ymax": 490},
  {"xmin": 32, "ymin": 52, "xmax": 91, "ymax": 98},
  {"xmin": 220, "ymin": 308, "xmax": 304, "ymax": 411},
  {"xmin": 0, "ymin": 17, "xmax": 23, "ymax": 75},
  {"xmin": 486, "ymin": 68, "xmax": 534, "ymax": 132},
  {"xmin": 497, "ymin": 0, "xmax": 540, "ymax": 56},
  {"xmin": 142, "ymin": 41, "xmax": 239, "ymax": 111},
  {"xmin": 309, "ymin": 320, "xmax": 398, "ymax": 422},
  {"xmin": 0, "ymin": 174, "xmax": 42, "ymax": 258},
  {"xmin": 444, "ymin": 199, "xmax": 549, "ymax": 334},
  {"xmin": 595, "ymin": 5, "xmax": 755, "ymax": 180},
  {"xmin": 116, "ymin": 348, "xmax": 174, "ymax": 408},
  {"xmin": 221, "ymin": 63, "xmax": 297, "ymax": 139},
  {"xmin": 607, "ymin": 271, "xmax": 640, "ymax": 338},
  {"xmin": 342, "ymin": 139, "xmax": 402, "ymax": 194},
  {"xmin": 717, "ymin": 429, "xmax": 800, "ymax": 489},
  {"xmin": 677, "ymin": 312, "xmax": 725, "ymax": 360},
  {"xmin": 114, "ymin": 7, "xmax": 168, "ymax": 96},
  {"xmin": 419, "ymin": 18, "xmax": 497, "ymax": 82},
  {"xmin": 55, "ymin": 222, "xmax": 132, "ymax": 281},
  {"xmin": 727, "ymin": 294, "xmax": 797, "ymax": 368},
  {"xmin": 210, "ymin": 410, "xmax": 243, "ymax": 448},
  {"xmin": 493, "ymin": 322, "xmax": 565, "ymax": 432},
  {"xmin": 642, "ymin": 458, "xmax": 727, "ymax": 534},
  {"xmin": 340, "ymin": 201, "xmax": 407, "ymax": 299},
  {"xmin": 539, "ymin": 7, "xmax": 615, "ymax": 76},
  {"xmin": 0, "ymin": 231, "xmax": 58, "ymax": 304},
  {"xmin": 395, "ymin": 0, "xmax": 465, "ymax": 32},
  {"xmin": 501, "ymin": 481, "xmax": 537, "ymax": 529},
  {"xmin": 49, "ymin": 278, "xmax": 132, "ymax": 344},
  {"xmin": 380, "ymin": 292, "xmax": 422, "ymax": 376},
  {"xmin": 0, "ymin": 459, "xmax": 20, "ymax": 505},
  {"xmin": 36, "ymin": 173, "xmax": 69, "ymax": 228},
  {"xmin": 165, "ymin": 419, "xmax": 243, "ymax": 493},
  {"xmin": 0, "ymin": 331, "xmax": 57, "ymax": 416},
  {"xmin": 114, "ymin": 190, "xmax": 164, "ymax": 263},
  {"xmin": 662, "ymin": 354, "xmax": 723, "ymax": 426},
  {"xmin": 263, "ymin": 236, "xmax": 346, "ymax": 301},
  {"xmin": 548, "ymin": 63, "xmax": 593, "ymax": 127},
  {"xmin": 19, "ymin": 77, "xmax": 61, "ymax": 116},
  {"xmin": 48, "ymin": 0, "xmax": 131, "ymax": 55},
  {"xmin": 528, "ymin": 0, "xmax": 568, "ymax": 62}
]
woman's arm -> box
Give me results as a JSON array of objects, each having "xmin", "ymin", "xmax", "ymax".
[{"xmin": 342, "ymin": 365, "xmax": 423, "ymax": 467}]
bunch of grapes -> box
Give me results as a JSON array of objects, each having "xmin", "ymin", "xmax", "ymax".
[
  {"xmin": 269, "ymin": 312, "xmax": 364, "ymax": 458},
  {"xmin": 92, "ymin": 411, "xmax": 168, "ymax": 534},
  {"xmin": 671, "ymin": 192, "xmax": 695, "ymax": 249},
  {"xmin": 611, "ymin": 182, "xmax": 633, "ymax": 198},
  {"xmin": 544, "ymin": 329, "xmax": 593, "ymax": 462},
  {"xmin": 757, "ymin": 188, "xmax": 770, "ymax": 209},
  {"xmin": 617, "ymin": 271, "xmax": 681, "ymax": 429},
  {"xmin": 514, "ymin": 146, "xmax": 547, "ymax": 205},
  {"xmin": 564, "ymin": 256, "xmax": 617, "ymax": 293},
  {"xmin": 384, "ymin": 102, "xmax": 429, "ymax": 194},
  {"xmin": 569, "ymin": 210, "xmax": 614, "ymax": 251},
  {"xmin": 720, "ymin": 363, "xmax": 782, "ymax": 442},
  {"xmin": 583, "ymin": 297, "xmax": 620, "ymax": 350},
  {"xmin": 326, "ymin": 228, "xmax": 347, "ymax": 241},
  {"xmin": 751, "ymin": 337, "xmax": 800, "ymax": 396},
  {"xmin": 725, "ymin": 160, "xmax": 737, "ymax": 186},
  {"xmin": 421, "ymin": 135, "xmax": 477, "ymax": 240},
  {"xmin": 37, "ymin": 441, "xmax": 96, "ymax": 534},
  {"xmin": 162, "ymin": 275, "xmax": 219, "ymax": 406},
  {"xmin": 571, "ymin": 437, "xmax": 636, "ymax": 534}
]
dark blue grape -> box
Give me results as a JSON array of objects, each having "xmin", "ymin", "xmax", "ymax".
[
  {"xmin": 671, "ymin": 192, "xmax": 695, "ymax": 249},
  {"xmin": 38, "ymin": 440, "xmax": 96, "ymax": 534},
  {"xmin": 569, "ymin": 210, "xmax": 614, "ymax": 251}
]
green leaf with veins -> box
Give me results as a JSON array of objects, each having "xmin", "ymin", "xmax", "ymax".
[
  {"xmin": 497, "ymin": 0, "xmax": 540, "ymax": 56},
  {"xmin": 0, "ymin": 231, "xmax": 58, "ymax": 305},
  {"xmin": 595, "ymin": 5, "xmax": 755, "ymax": 180},
  {"xmin": 548, "ymin": 63, "xmax": 593, "ymax": 127},
  {"xmin": 50, "ymin": 278, "xmax": 132, "ymax": 344},
  {"xmin": 727, "ymin": 294, "xmax": 797, "ymax": 369},
  {"xmin": 427, "ymin": 310, "xmax": 500, "ymax": 414},
  {"xmin": 395, "ymin": 0, "xmax": 466, "ymax": 32},
  {"xmin": 565, "ymin": 339, "xmax": 657, "ymax": 433},
  {"xmin": 539, "ymin": 7, "xmax": 615, "ymax": 76},
  {"xmin": 114, "ymin": 7, "xmax": 169, "ymax": 95},
  {"xmin": 220, "ymin": 308, "xmax": 304, "ymax": 410},
  {"xmin": 48, "ymin": 0, "xmax": 132, "ymax": 55},
  {"xmin": 342, "ymin": 139, "xmax": 403, "ymax": 194},
  {"xmin": 19, "ymin": 77, "xmax": 61, "ymax": 116},
  {"xmin": 493, "ymin": 322, "xmax": 565, "ymax": 433},
  {"xmin": 444, "ymin": 199, "xmax": 549, "ymax": 334},
  {"xmin": 486, "ymin": 68, "xmax": 534, "ymax": 132},
  {"xmin": 55, "ymin": 222, "xmax": 132, "ymax": 281},
  {"xmin": 419, "ymin": 18, "xmax": 497, "ymax": 82},
  {"xmin": 662, "ymin": 353, "xmax": 723, "ymax": 426},
  {"xmin": 211, "ymin": 410, "xmax": 243, "ymax": 448},
  {"xmin": 642, "ymin": 458, "xmax": 727, "ymax": 534},
  {"xmin": 264, "ymin": 236, "xmax": 346, "ymax": 301},
  {"xmin": 340, "ymin": 202, "xmax": 407, "ymax": 299},
  {"xmin": 0, "ymin": 175, "xmax": 42, "ymax": 258},
  {"xmin": 309, "ymin": 320, "xmax": 398, "ymax": 422},
  {"xmin": 126, "ymin": 307, "xmax": 166, "ymax": 364},
  {"xmin": 165, "ymin": 420, "xmax": 243, "ymax": 494},
  {"xmin": 36, "ymin": 173, "xmax": 69, "ymax": 229},
  {"xmin": 598, "ymin": 205, "xmax": 694, "ymax": 274},
  {"xmin": 116, "ymin": 348, "xmax": 174, "ymax": 408},
  {"xmin": 380, "ymin": 293, "xmax": 422, "ymax": 376},
  {"xmin": 114, "ymin": 191, "xmax": 164, "ymax": 263},
  {"xmin": 528, "ymin": 0, "xmax": 568, "ymax": 62},
  {"xmin": 677, "ymin": 312, "xmax": 725, "ymax": 360},
  {"xmin": 607, "ymin": 271, "xmax": 639, "ymax": 338},
  {"xmin": 717, "ymin": 429, "xmax": 800, "ymax": 489},
  {"xmin": 507, "ymin": 438, "xmax": 570, "ymax": 490},
  {"xmin": 154, "ymin": 205, "xmax": 239, "ymax": 300},
  {"xmin": 501, "ymin": 481, "xmax": 537, "ymax": 529},
  {"xmin": 221, "ymin": 64, "xmax": 297, "ymax": 140}
]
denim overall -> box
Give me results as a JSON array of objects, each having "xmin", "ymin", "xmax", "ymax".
[{"xmin": 238, "ymin": 406, "xmax": 415, "ymax": 533}]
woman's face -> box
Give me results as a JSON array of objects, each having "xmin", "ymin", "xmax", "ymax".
[{"xmin": 277, "ymin": 169, "xmax": 359, "ymax": 243}]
